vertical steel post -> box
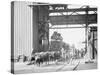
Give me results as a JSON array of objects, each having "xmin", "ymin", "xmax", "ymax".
[
  {"xmin": 11, "ymin": 1, "xmax": 14, "ymax": 74},
  {"xmin": 92, "ymin": 31, "xmax": 95, "ymax": 59},
  {"xmin": 85, "ymin": 6, "xmax": 90, "ymax": 59}
]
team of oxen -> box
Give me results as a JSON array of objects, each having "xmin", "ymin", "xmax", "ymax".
[{"xmin": 27, "ymin": 51, "xmax": 71, "ymax": 66}]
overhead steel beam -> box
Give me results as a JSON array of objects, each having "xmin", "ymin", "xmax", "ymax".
[
  {"xmin": 29, "ymin": 3, "xmax": 67, "ymax": 6},
  {"xmin": 49, "ymin": 26, "xmax": 97, "ymax": 29},
  {"xmin": 29, "ymin": 4, "xmax": 97, "ymax": 13},
  {"xmin": 49, "ymin": 27, "xmax": 85, "ymax": 29},
  {"xmin": 49, "ymin": 8, "xmax": 97, "ymax": 13},
  {"xmin": 49, "ymin": 14, "xmax": 97, "ymax": 25}
]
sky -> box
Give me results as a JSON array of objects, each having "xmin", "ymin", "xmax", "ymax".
[{"xmin": 49, "ymin": 28, "xmax": 85, "ymax": 49}]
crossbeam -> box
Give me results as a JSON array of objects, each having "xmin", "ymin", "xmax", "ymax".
[
  {"xmin": 49, "ymin": 8, "xmax": 97, "ymax": 13},
  {"xmin": 49, "ymin": 26, "xmax": 97, "ymax": 29},
  {"xmin": 50, "ymin": 14, "xmax": 97, "ymax": 25}
]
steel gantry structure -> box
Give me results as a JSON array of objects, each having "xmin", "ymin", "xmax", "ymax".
[{"xmin": 28, "ymin": 3, "xmax": 97, "ymax": 60}]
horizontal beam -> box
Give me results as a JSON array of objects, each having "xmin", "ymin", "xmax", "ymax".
[
  {"xmin": 49, "ymin": 8, "xmax": 97, "ymax": 13},
  {"xmin": 49, "ymin": 26, "xmax": 97, "ymax": 29},
  {"xmin": 49, "ymin": 14, "xmax": 97, "ymax": 25},
  {"xmin": 29, "ymin": 4, "xmax": 70, "ymax": 6},
  {"xmin": 28, "ymin": 4, "xmax": 97, "ymax": 12},
  {"xmin": 49, "ymin": 27, "xmax": 85, "ymax": 29}
]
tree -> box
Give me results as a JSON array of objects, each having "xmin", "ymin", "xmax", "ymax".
[
  {"xmin": 62, "ymin": 42, "xmax": 70, "ymax": 52},
  {"xmin": 51, "ymin": 31, "xmax": 63, "ymax": 41},
  {"xmin": 49, "ymin": 31, "xmax": 70, "ymax": 52},
  {"xmin": 49, "ymin": 31, "xmax": 63, "ymax": 51},
  {"xmin": 49, "ymin": 41, "xmax": 62, "ymax": 51}
]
